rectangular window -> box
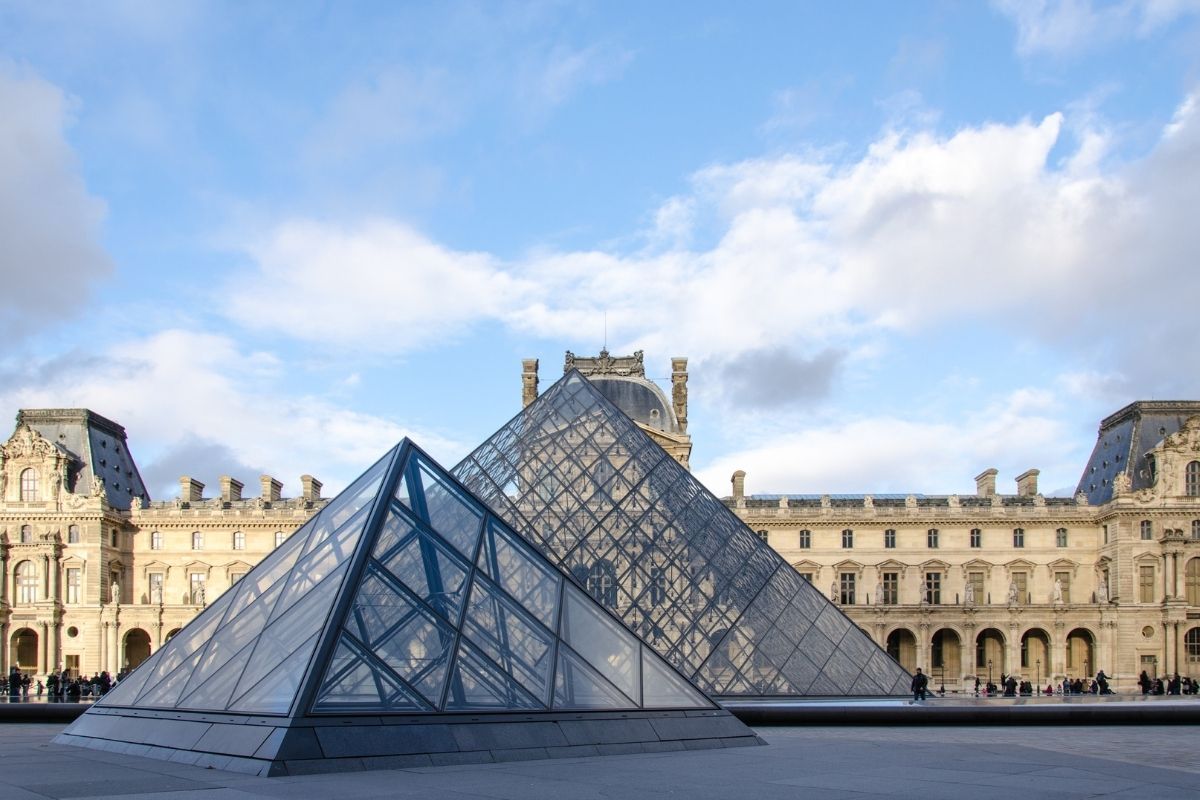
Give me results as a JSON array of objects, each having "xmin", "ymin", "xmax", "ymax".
[
  {"xmin": 1055, "ymin": 571, "xmax": 1071, "ymax": 604},
  {"xmin": 798, "ymin": 572, "xmax": 813, "ymax": 583},
  {"xmin": 927, "ymin": 529, "xmax": 939, "ymax": 549},
  {"xmin": 1141, "ymin": 520, "xmax": 1153, "ymax": 541},
  {"xmin": 110, "ymin": 529, "xmax": 118, "ymax": 547},
  {"xmin": 66, "ymin": 567, "xmax": 80, "ymax": 604},
  {"xmin": 189, "ymin": 573, "xmax": 206, "ymax": 604},
  {"xmin": 65, "ymin": 654, "xmax": 80, "ymax": 678},
  {"xmin": 884, "ymin": 529, "xmax": 896, "ymax": 549},
  {"xmin": 839, "ymin": 573, "xmax": 856, "ymax": 605},
  {"xmin": 1056, "ymin": 528, "xmax": 1068, "ymax": 547},
  {"xmin": 230, "ymin": 571, "xmax": 246, "ymax": 586},
  {"xmin": 881, "ymin": 572, "xmax": 898, "ymax": 605},
  {"xmin": 275, "ymin": 530, "xmax": 286, "ymax": 547},
  {"xmin": 970, "ymin": 528, "xmax": 981, "ymax": 548},
  {"xmin": 1140, "ymin": 565, "xmax": 1155, "ymax": 603},
  {"xmin": 968, "ymin": 571, "xmax": 984, "ymax": 604},
  {"xmin": 842, "ymin": 529, "xmax": 853, "ymax": 549},
  {"xmin": 149, "ymin": 572, "xmax": 164, "ymax": 604},
  {"xmin": 1103, "ymin": 524, "xmax": 1109, "ymax": 545},
  {"xmin": 233, "ymin": 531, "xmax": 245, "ymax": 550},
  {"xmin": 924, "ymin": 572, "xmax": 941, "ymax": 605},
  {"xmin": 1013, "ymin": 528, "xmax": 1025, "ymax": 548},
  {"xmin": 150, "ymin": 531, "xmax": 162, "ymax": 550},
  {"xmin": 649, "ymin": 566, "xmax": 667, "ymax": 605},
  {"xmin": 798, "ymin": 529, "xmax": 811, "ymax": 549},
  {"xmin": 1013, "ymin": 571, "xmax": 1028, "ymax": 603},
  {"xmin": 192, "ymin": 531, "xmax": 203, "ymax": 550},
  {"xmin": 67, "ymin": 525, "xmax": 80, "ymax": 544},
  {"xmin": 1193, "ymin": 520, "xmax": 1200, "ymax": 541}
]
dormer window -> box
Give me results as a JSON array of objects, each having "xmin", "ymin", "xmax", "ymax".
[{"xmin": 20, "ymin": 468, "xmax": 38, "ymax": 501}]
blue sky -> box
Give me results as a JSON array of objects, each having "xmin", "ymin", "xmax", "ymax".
[{"xmin": 3, "ymin": 1, "xmax": 1200, "ymax": 501}]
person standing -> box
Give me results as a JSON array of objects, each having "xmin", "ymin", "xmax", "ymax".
[{"xmin": 911, "ymin": 667, "xmax": 929, "ymax": 702}]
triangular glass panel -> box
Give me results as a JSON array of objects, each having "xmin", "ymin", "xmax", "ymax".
[
  {"xmin": 176, "ymin": 643, "xmax": 254, "ymax": 711},
  {"xmin": 460, "ymin": 574, "xmax": 555, "ymax": 705},
  {"xmin": 411, "ymin": 456, "xmax": 484, "ymax": 559},
  {"xmin": 559, "ymin": 582, "xmax": 640, "ymax": 704},
  {"xmin": 453, "ymin": 370, "xmax": 909, "ymax": 697},
  {"xmin": 228, "ymin": 633, "xmax": 319, "ymax": 713},
  {"xmin": 640, "ymin": 645, "xmax": 712, "ymax": 708},
  {"xmin": 475, "ymin": 520, "xmax": 560, "ymax": 630},
  {"xmin": 551, "ymin": 646, "xmax": 633, "ymax": 710},
  {"xmin": 314, "ymin": 637, "xmax": 428, "ymax": 713},
  {"xmin": 442, "ymin": 640, "xmax": 543, "ymax": 711},
  {"xmin": 375, "ymin": 520, "xmax": 470, "ymax": 625}
]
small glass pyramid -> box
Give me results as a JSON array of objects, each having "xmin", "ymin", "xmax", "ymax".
[
  {"xmin": 97, "ymin": 440, "xmax": 714, "ymax": 716},
  {"xmin": 452, "ymin": 370, "xmax": 910, "ymax": 697}
]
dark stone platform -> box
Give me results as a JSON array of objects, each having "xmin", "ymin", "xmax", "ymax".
[{"xmin": 55, "ymin": 706, "xmax": 763, "ymax": 776}]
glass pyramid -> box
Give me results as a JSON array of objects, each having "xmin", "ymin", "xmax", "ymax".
[
  {"xmin": 97, "ymin": 439, "xmax": 714, "ymax": 716},
  {"xmin": 452, "ymin": 371, "xmax": 910, "ymax": 697}
]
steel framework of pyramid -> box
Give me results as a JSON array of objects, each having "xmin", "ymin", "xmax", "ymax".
[
  {"xmin": 57, "ymin": 440, "xmax": 759, "ymax": 776},
  {"xmin": 452, "ymin": 370, "xmax": 910, "ymax": 697}
]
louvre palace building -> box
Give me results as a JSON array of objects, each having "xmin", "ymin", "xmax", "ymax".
[{"xmin": 4, "ymin": 354, "xmax": 1200, "ymax": 696}]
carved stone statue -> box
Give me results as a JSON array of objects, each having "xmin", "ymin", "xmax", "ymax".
[
  {"xmin": 964, "ymin": 581, "xmax": 975, "ymax": 606},
  {"xmin": 194, "ymin": 584, "xmax": 205, "ymax": 605},
  {"xmin": 1007, "ymin": 580, "xmax": 1019, "ymax": 605},
  {"xmin": 110, "ymin": 580, "xmax": 120, "ymax": 605},
  {"xmin": 831, "ymin": 582, "xmax": 840, "ymax": 603},
  {"xmin": 1052, "ymin": 579, "xmax": 1064, "ymax": 604},
  {"xmin": 150, "ymin": 582, "xmax": 163, "ymax": 605},
  {"xmin": 1096, "ymin": 575, "xmax": 1109, "ymax": 604},
  {"xmin": 1113, "ymin": 471, "xmax": 1132, "ymax": 495},
  {"xmin": 874, "ymin": 580, "xmax": 884, "ymax": 605}
]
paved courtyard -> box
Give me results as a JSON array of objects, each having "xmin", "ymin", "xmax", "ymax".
[{"xmin": 2, "ymin": 722, "xmax": 1199, "ymax": 799}]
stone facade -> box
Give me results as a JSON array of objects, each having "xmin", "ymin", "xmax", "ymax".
[
  {"xmin": 0, "ymin": 410, "xmax": 324, "ymax": 679},
  {"xmin": 726, "ymin": 404, "xmax": 1200, "ymax": 693}
]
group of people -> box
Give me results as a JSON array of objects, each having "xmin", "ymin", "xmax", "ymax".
[
  {"xmin": 1138, "ymin": 671, "xmax": 1198, "ymax": 695},
  {"xmin": 4, "ymin": 666, "xmax": 121, "ymax": 702},
  {"xmin": 910, "ymin": 668, "xmax": 1124, "ymax": 701}
]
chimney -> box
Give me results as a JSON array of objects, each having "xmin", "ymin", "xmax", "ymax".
[
  {"xmin": 522, "ymin": 359, "xmax": 539, "ymax": 407},
  {"xmin": 179, "ymin": 476, "xmax": 204, "ymax": 503},
  {"xmin": 671, "ymin": 357, "xmax": 689, "ymax": 433},
  {"xmin": 301, "ymin": 475, "xmax": 322, "ymax": 503},
  {"xmin": 975, "ymin": 468, "xmax": 998, "ymax": 498},
  {"xmin": 219, "ymin": 476, "xmax": 244, "ymax": 503},
  {"xmin": 731, "ymin": 470, "xmax": 746, "ymax": 501},
  {"xmin": 1016, "ymin": 469, "xmax": 1040, "ymax": 497},
  {"xmin": 260, "ymin": 474, "xmax": 283, "ymax": 503}
]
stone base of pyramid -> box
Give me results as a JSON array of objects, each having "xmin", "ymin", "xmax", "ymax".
[{"xmin": 55, "ymin": 706, "xmax": 763, "ymax": 776}]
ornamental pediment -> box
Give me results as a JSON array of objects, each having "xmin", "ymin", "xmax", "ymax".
[
  {"xmin": 1004, "ymin": 558, "xmax": 1036, "ymax": 573},
  {"xmin": 790, "ymin": 559, "xmax": 822, "ymax": 573},
  {"xmin": 1, "ymin": 422, "xmax": 61, "ymax": 462},
  {"xmin": 833, "ymin": 559, "xmax": 864, "ymax": 573},
  {"xmin": 874, "ymin": 558, "xmax": 908, "ymax": 576},
  {"xmin": 1047, "ymin": 558, "xmax": 1079, "ymax": 576},
  {"xmin": 920, "ymin": 558, "xmax": 950, "ymax": 571}
]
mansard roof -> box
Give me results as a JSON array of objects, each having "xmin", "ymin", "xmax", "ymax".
[{"xmin": 1076, "ymin": 401, "xmax": 1200, "ymax": 505}]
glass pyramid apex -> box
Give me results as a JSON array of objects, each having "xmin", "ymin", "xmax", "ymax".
[
  {"xmin": 452, "ymin": 370, "xmax": 910, "ymax": 697},
  {"xmin": 95, "ymin": 437, "xmax": 715, "ymax": 718}
]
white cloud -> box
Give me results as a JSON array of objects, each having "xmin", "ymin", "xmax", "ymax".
[
  {"xmin": 0, "ymin": 329, "xmax": 465, "ymax": 498},
  {"xmin": 518, "ymin": 42, "xmax": 634, "ymax": 111},
  {"xmin": 226, "ymin": 219, "xmax": 529, "ymax": 353},
  {"xmin": 693, "ymin": 390, "xmax": 1080, "ymax": 497},
  {"xmin": 0, "ymin": 64, "xmax": 112, "ymax": 338},
  {"xmin": 993, "ymin": 0, "xmax": 1200, "ymax": 57}
]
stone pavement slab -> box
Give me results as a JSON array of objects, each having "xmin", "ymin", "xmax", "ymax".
[{"xmin": 5, "ymin": 721, "xmax": 1200, "ymax": 799}]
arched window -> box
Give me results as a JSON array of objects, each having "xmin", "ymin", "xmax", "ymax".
[
  {"xmin": 150, "ymin": 531, "xmax": 163, "ymax": 550},
  {"xmin": 1187, "ymin": 559, "xmax": 1200, "ymax": 606},
  {"xmin": 15, "ymin": 561, "xmax": 38, "ymax": 604},
  {"xmin": 1187, "ymin": 628, "xmax": 1200, "ymax": 664},
  {"xmin": 20, "ymin": 525, "xmax": 32, "ymax": 544},
  {"xmin": 1188, "ymin": 462, "xmax": 1200, "ymax": 497},
  {"xmin": 191, "ymin": 531, "xmax": 203, "ymax": 550},
  {"xmin": 19, "ymin": 468, "xmax": 38, "ymax": 501},
  {"xmin": 587, "ymin": 561, "xmax": 617, "ymax": 606}
]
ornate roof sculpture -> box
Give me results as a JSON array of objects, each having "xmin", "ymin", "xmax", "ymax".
[
  {"xmin": 57, "ymin": 439, "xmax": 753, "ymax": 775},
  {"xmin": 452, "ymin": 371, "xmax": 909, "ymax": 697}
]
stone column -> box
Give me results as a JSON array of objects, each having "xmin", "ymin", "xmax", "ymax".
[
  {"xmin": 1176, "ymin": 622, "xmax": 1186, "ymax": 677},
  {"xmin": 1164, "ymin": 554, "xmax": 1174, "ymax": 600},
  {"xmin": 917, "ymin": 623, "xmax": 931, "ymax": 673},
  {"xmin": 1007, "ymin": 623, "xmax": 1020, "ymax": 678},
  {"xmin": 0, "ymin": 552, "xmax": 8, "ymax": 606},
  {"xmin": 1163, "ymin": 622, "xmax": 1174, "ymax": 674},
  {"xmin": 48, "ymin": 554, "xmax": 59, "ymax": 603},
  {"xmin": 42, "ymin": 555, "xmax": 50, "ymax": 601},
  {"xmin": 40, "ymin": 621, "xmax": 49, "ymax": 675},
  {"xmin": 1052, "ymin": 621, "xmax": 1066, "ymax": 679},
  {"xmin": 0, "ymin": 621, "xmax": 7, "ymax": 674},
  {"xmin": 108, "ymin": 618, "xmax": 120, "ymax": 674},
  {"xmin": 1175, "ymin": 553, "xmax": 1184, "ymax": 599},
  {"xmin": 51, "ymin": 622, "xmax": 60, "ymax": 674}
]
